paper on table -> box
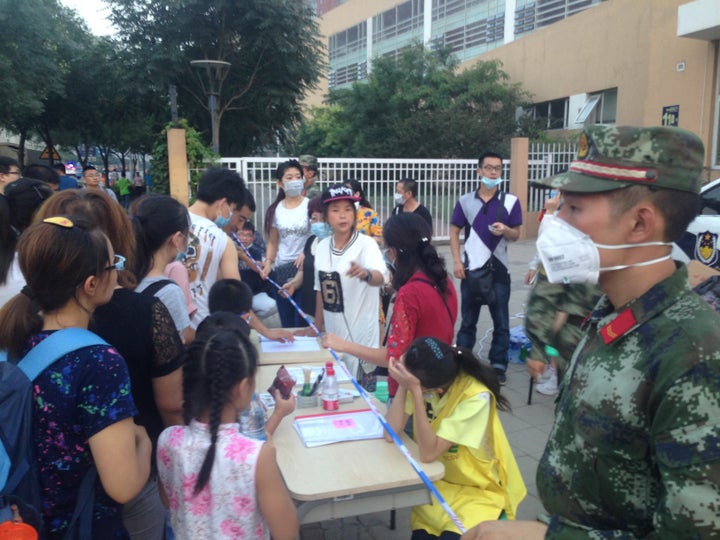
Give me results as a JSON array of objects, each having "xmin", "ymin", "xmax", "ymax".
[
  {"xmin": 285, "ymin": 365, "xmax": 351, "ymax": 386},
  {"xmin": 294, "ymin": 409, "xmax": 385, "ymax": 447},
  {"xmin": 259, "ymin": 335, "xmax": 321, "ymax": 353}
]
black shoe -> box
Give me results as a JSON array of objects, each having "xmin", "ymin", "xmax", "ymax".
[{"xmin": 493, "ymin": 368, "xmax": 507, "ymax": 385}]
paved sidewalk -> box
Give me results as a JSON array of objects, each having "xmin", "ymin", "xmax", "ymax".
[{"xmin": 269, "ymin": 239, "xmax": 556, "ymax": 539}]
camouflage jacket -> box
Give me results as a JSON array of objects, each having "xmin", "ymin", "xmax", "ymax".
[{"xmin": 537, "ymin": 265, "xmax": 720, "ymax": 538}]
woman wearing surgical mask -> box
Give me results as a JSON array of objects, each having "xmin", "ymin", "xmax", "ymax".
[
  {"xmin": 281, "ymin": 196, "xmax": 327, "ymax": 322},
  {"xmin": 262, "ymin": 159, "xmax": 311, "ymax": 327}
]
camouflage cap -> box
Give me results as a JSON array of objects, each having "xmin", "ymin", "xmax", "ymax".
[
  {"xmin": 533, "ymin": 125, "xmax": 705, "ymax": 194},
  {"xmin": 298, "ymin": 154, "xmax": 318, "ymax": 168}
]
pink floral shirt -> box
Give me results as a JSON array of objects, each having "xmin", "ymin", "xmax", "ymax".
[{"xmin": 157, "ymin": 420, "xmax": 268, "ymax": 540}]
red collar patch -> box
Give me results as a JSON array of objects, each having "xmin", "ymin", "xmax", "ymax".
[{"xmin": 600, "ymin": 308, "xmax": 637, "ymax": 345}]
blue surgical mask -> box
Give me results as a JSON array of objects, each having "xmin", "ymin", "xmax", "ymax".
[
  {"xmin": 214, "ymin": 208, "xmax": 233, "ymax": 228},
  {"xmin": 311, "ymin": 222, "xmax": 331, "ymax": 240},
  {"xmin": 481, "ymin": 177, "xmax": 503, "ymax": 189},
  {"xmin": 284, "ymin": 179, "xmax": 304, "ymax": 198},
  {"xmin": 175, "ymin": 251, "xmax": 186, "ymax": 262}
]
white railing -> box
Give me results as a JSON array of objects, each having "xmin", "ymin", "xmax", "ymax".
[
  {"xmin": 526, "ymin": 142, "xmax": 577, "ymax": 212},
  {"xmin": 218, "ymin": 142, "xmax": 576, "ymax": 241}
]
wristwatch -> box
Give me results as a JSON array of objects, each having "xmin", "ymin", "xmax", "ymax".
[{"xmin": 364, "ymin": 268, "xmax": 373, "ymax": 282}]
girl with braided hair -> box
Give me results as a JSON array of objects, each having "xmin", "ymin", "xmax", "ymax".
[
  {"xmin": 386, "ymin": 337, "xmax": 526, "ymax": 539},
  {"xmin": 156, "ymin": 317, "xmax": 297, "ymax": 540}
]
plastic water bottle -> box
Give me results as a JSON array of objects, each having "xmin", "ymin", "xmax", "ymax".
[
  {"xmin": 322, "ymin": 362, "xmax": 339, "ymax": 411},
  {"xmin": 239, "ymin": 393, "xmax": 267, "ymax": 440}
]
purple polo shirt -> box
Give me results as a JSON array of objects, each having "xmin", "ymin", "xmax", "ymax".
[{"xmin": 451, "ymin": 189, "xmax": 522, "ymax": 271}]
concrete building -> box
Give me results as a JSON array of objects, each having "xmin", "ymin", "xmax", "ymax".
[{"xmin": 311, "ymin": 0, "xmax": 720, "ymax": 181}]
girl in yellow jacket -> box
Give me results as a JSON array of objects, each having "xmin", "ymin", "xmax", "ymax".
[{"xmin": 386, "ymin": 337, "xmax": 526, "ymax": 539}]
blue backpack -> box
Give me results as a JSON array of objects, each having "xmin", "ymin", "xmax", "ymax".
[{"xmin": 0, "ymin": 328, "xmax": 107, "ymax": 539}]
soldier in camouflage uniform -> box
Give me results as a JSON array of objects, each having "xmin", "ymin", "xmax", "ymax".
[
  {"xmin": 299, "ymin": 154, "xmax": 322, "ymax": 198},
  {"xmin": 461, "ymin": 125, "xmax": 720, "ymax": 539},
  {"xmin": 524, "ymin": 263, "xmax": 601, "ymax": 371}
]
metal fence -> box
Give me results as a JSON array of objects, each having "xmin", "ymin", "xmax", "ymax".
[
  {"xmin": 220, "ymin": 141, "xmax": 576, "ymax": 241},
  {"xmin": 526, "ymin": 142, "xmax": 578, "ymax": 213}
]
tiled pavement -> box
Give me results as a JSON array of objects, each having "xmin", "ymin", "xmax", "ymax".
[{"xmin": 266, "ymin": 238, "xmax": 556, "ymax": 539}]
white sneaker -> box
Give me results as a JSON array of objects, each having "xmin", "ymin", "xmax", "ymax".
[
  {"xmin": 537, "ymin": 365, "xmax": 555, "ymax": 384},
  {"xmin": 535, "ymin": 372, "xmax": 558, "ymax": 395}
]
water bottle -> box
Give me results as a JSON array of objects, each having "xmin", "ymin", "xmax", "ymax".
[
  {"xmin": 321, "ymin": 362, "xmax": 339, "ymax": 411},
  {"xmin": 239, "ymin": 392, "xmax": 267, "ymax": 440}
]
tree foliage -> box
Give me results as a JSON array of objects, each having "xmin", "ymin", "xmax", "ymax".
[
  {"xmin": 0, "ymin": 0, "xmax": 168, "ymax": 170},
  {"xmin": 295, "ymin": 45, "xmax": 536, "ymax": 158},
  {"xmin": 0, "ymin": 0, "xmax": 91, "ymax": 164},
  {"xmin": 108, "ymin": 0, "xmax": 325, "ymax": 155}
]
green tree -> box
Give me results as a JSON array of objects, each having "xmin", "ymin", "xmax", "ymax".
[
  {"xmin": 151, "ymin": 119, "xmax": 217, "ymax": 195},
  {"xmin": 108, "ymin": 0, "xmax": 325, "ymax": 155},
  {"xmin": 0, "ymin": 0, "xmax": 90, "ymax": 165},
  {"xmin": 295, "ymin": 44, "xmax": 534, "ymax": 158}
]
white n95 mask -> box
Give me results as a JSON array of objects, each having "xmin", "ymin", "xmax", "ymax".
[{"xmin": 536, "ymin": 215, "xmax": 672, "ymax": 284}]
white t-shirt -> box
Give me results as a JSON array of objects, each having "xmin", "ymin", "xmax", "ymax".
[
  {"xmin": 274, "ymin": 198, "xmax": 310, "ymax": 265},
  {"xmin": 314, "ymin": 231, "xmax": 388, "ymax": 377},
  {"xmin": 185, "ymin": 213, "xmax": 228, "ymax": 329},
  {"xmin": 0, "ymin": 257, "xmax": 24, "ymax": 309},
  {"xmin": 135, "ymin": 276, "xmax": 191, "ymax": 337}
]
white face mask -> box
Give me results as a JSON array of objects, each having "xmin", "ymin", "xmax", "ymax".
[
  {"xmin": 536, "ymin": 215, "xmax": 672, "ymax": 284},
  {"xmin": 394, "ymin": 192, "xmax": 405, "ymax": 205},
  {"xmin": 283, "ymin": 179, "xmax": 304, "ymax": 197}
]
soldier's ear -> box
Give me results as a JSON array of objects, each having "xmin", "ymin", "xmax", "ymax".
[{"xmin": 628, "ymin": 203, "xmax": 661, "ymax": 243}]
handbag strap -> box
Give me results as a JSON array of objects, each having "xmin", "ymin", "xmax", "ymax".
[{"xmin": 413, "ymin": 277, "xmax": 454, "ymax": 327}]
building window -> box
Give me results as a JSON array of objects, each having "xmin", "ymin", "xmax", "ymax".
[
  {"xmin": 431, "ymin": 0, "xmax": 505, "ymax": 56},
  {"xmin": 329, "ymin": 22, "xmax": 367, "ymax": 62},
  {"xmin": 574, "ymin": 88, "xmax": 617, "ymax": 125},
  {"xmin": 373, "ymin": 0, "xmax": 424, "ymax": 43},
  {"xmin": 515, "ymin": 0, "xmax": 601, "ymax": 37},
  {"xmin": 532, "ymin": 97, "xmax": 569, "ymax": 129}
]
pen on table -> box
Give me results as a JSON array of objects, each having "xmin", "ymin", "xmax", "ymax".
[{"xmin": 308, "ymin": 369, "xmax": 324, "ymax": 396}]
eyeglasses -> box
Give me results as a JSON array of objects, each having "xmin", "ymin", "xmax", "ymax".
[
  {"xmin": 482, "ymin": 165, "xmax": 503, "ymax": 173},
  {"xmin": 105, "ymin": 254, "xmax": 126, "ymax": 272}
]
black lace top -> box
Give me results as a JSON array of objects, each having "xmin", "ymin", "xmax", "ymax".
[{"xmin": 92, "ymin": 288, "xmax": 184, "ymax": 459}]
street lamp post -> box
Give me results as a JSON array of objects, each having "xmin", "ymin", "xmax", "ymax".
[{"xmin": 190, "ymin": 59, "xmax": 231, "ymax": 155}]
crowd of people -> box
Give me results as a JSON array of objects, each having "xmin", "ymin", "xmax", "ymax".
[{"xmin": 0, "ymin": 123, "xmax": 718, "ymax": 540}]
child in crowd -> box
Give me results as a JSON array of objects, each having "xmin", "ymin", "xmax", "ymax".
[
  {"xmin": 208, "ymin": 278, "xmax": 254, "ymax": 335},
  {"xmin": 235, "ymin": 221, "xmax": 277, "ymax": 320},
  {"xmin": 157, "ymin": 316, "xmax": 297, "ymax": 540},
  {"xmin": 299, "ymin": 184, "xmax": 388, "ymax": 388},
  {"xmin": 386, "ymin": 337, "xmax": 526, "ymax": 539}
]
